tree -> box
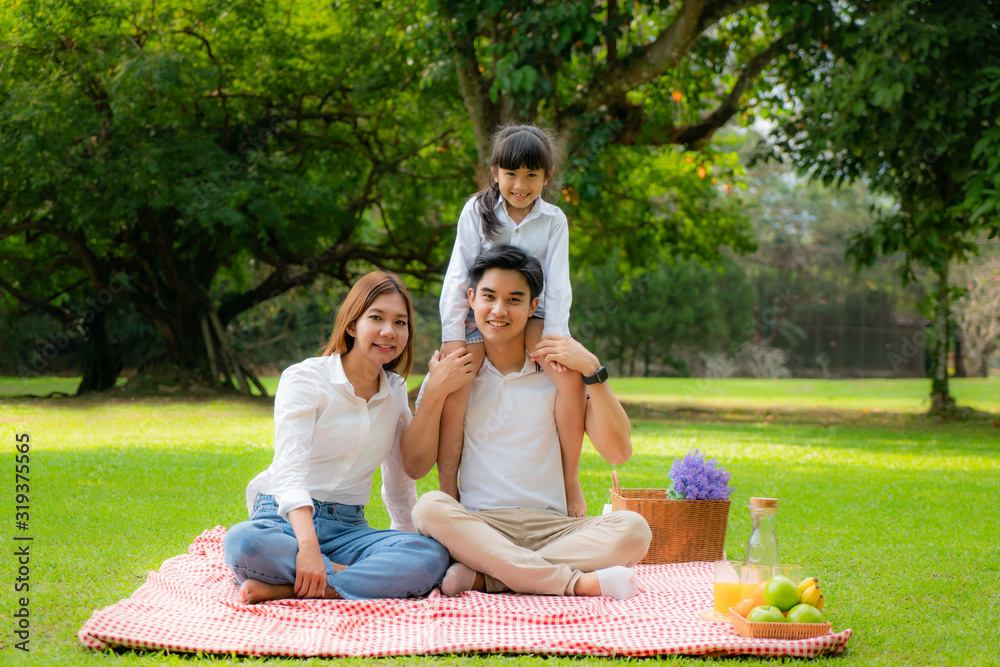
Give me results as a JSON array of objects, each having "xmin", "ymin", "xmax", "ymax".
[
  {"xmin": 0, "ymin": 0, "xmax": 463, "ymax": 392},
  {"xmin": 767, "ymin": 0, "xmax": 1000, "ymax": 413},
  {"xmin": 736, "ymin": 147, "xmax": 930, "ymax": 376},
  {"xmin": 952, "ymin": 256, "xmax": 1000, "ymax": 378},
  {"xmin": 2, "ymin": 1, "xmax": 858, "ymax": 391},
  {"xmin": 424, "ymin": 0, "xmax": 852, "ymax": 269},
  {"xmin": 572, "ymin": 252, "xmax": 754, "ymax": 376}
]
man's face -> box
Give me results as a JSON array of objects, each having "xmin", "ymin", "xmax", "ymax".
[{"xmin": 468, "ymin": 268, "xmax": 538, "ymax": 346}]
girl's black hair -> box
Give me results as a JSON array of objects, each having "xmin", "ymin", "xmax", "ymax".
[{"xmin": 474, "ymin": 125, "xmax": 557, "ymax": 241}]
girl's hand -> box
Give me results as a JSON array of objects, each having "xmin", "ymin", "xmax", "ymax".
[
  {"xmin": 426, "ymin": 348, "xmax": 477, "ymax": 396},
  {"xmin": 294, "ymin": 542, "xmax": 328, "ymax": 599}
]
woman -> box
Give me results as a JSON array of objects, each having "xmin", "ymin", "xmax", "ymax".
[{"xmin": 223, "ymin": 271, "xmax": 450, "ymax": 602}]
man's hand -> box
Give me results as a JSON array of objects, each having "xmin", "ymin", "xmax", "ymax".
[
  {"xmin": 425, "ymin": 347, "xmax": 477, "ymax": 396},
  {"xmin": 530, "ymin": 335, "xmax": 601, "ymax": 377}
]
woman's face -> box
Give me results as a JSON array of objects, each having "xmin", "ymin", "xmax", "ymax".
[{"xmin": 346, "ymin": 291, "xmax": 410, "ymax": 367}]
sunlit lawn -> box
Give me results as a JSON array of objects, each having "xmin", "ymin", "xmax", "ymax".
[{"xmin": 0, "ymin": 376, "xmax": 997, "ymax": 666}]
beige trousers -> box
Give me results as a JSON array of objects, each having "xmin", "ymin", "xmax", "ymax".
[{"xmin": 411, "ymin": 490, "xmax": 651, "ymax": 595}]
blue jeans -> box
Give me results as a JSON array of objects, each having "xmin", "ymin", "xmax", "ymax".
[{"xmin": 223, "ymin": 494, "xmax": 449, "ymax": 600}]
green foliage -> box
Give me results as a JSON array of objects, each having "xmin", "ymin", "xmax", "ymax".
[
  {"xmin": 769, "ymin": 0, "xmax": 1000, "ymax": 280},
  {"xmin": 734, "ymin": 152, "xmax": 930, "ymax": 374},
  {"xmin": 427, "ymin": 0, "xmax": 816, "ymax": 273},
  {"xmin": 572, "ymin": 253, "xmax": 754, "ymax": 376},
  {"xmin": 5, "ymin": 0, "xmax": 909, "ymax": 388},
  {"xmin": 766, "ymin": 0, "xmax": 1000, "ymax": 409},
  {"xmin": 0, "ymin": 0, "xmax": 466, "ymax": 380},
  {"xmin": 565, "ymin": 142, "xmax": 755, "ymax": 271},
  {"xmin": 964, "ymin": 68, "xmax": 1000, "ymax": 223}
]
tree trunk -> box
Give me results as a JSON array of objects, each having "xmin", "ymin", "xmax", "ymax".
[
  {"xmin": 135, "ymin": 296, "xmax": 263, "ymax": 396},
  {"xmin": 981, "ymin": 342, "xmax": 996, "ymax": 378},
  {"xmin": 953, "ymin": 335, "xmax": 967, "ymax": 377},
  {"xmin": 76, "ymin": 308, "xmax": 124, "ymax": 395},
  {"xmin": 929, "ymin": 265, "xmax": 955, "ymax": 415}
]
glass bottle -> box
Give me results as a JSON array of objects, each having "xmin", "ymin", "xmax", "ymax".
[{"xmin": 743, "ymin": 497, "xmax": 780, "ymax": 568}]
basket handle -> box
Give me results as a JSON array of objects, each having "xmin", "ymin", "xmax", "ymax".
[{"xmin": 611, "ymin": 470, "xmax": 621, "ymax": 494}]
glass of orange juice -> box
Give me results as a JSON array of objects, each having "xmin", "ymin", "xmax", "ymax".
[
  {"xmin": 741, "ymin": 564, "xmax": 771, "ymax": 601},
  {"xmin": 713, "ymin": 560, "xmax": 742, "ymax": 616}
]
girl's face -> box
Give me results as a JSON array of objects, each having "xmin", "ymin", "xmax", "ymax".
[
  {"xmin": 493, "ymin": 164, "xmax": 549, "ymax": 214},
  {"xmin": 346, "ymin": 292, "xmax": 410, "ymax": 368}
]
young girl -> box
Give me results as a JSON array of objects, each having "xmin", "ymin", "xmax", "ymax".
[
  {"xmin": 438, "ymin": 124, "xmax": 588, "ymax": 517},
  {"xmin": 223, "ymin": 271, "xmax": 449, "ymax": 602}
]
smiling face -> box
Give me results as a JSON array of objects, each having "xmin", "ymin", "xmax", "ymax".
[
  {"xmin": 492, "ymin": 164, "xmax": 550, "ymax": 218},
  {"xmin": 346, "ymin": 292, "xmax": 410, "ymax": 367},
  {"xmin": 468, "ymin": 267, "xmax": 539, "ymax": 346}
]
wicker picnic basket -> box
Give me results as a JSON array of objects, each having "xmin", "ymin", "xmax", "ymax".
[
  {"xmin": 729, "ymin": 608, "xmax": 832, "ymax": 639},
  {"xmin": 609, "ymin": 471, "xmax": 731, "ymax": 564}
]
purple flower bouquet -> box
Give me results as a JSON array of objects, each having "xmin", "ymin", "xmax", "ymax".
[{"xmin": 666, "ymin": 449, "xmax": 735, "ymax": 501}]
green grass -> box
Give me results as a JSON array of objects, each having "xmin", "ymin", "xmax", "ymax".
[
  {"xmin": 609, "ymin": 377, "xmax": 1000, "ymax": 414},
  {"xmin": 7, "ymin": 375, "xmax": 994, "ymax": 414},
  {"xmin": 1, "ymin": 377, "xmax": 998, "ymax": 666}
]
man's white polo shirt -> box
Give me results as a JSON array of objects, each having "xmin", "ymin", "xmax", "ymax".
[{"xmin": 457, "ymin": 353, "xmax": 567, "ymax": 515}]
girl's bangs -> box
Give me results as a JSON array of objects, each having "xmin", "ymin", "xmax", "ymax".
[{"xmin": 495, "ymin": 132, "xmax": 551, "ymax": 171}]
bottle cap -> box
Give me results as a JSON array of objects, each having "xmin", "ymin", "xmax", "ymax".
[{"xmin": 748, "ymin": 497, "xmax": 779, "ymax": 508}]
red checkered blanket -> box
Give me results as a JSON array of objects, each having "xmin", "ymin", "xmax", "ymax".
[{"xmin": 79, "ymin": 527, "xmax": 852, "ymax": 658}]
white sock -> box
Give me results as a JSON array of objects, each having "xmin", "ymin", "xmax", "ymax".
[
  {"xmin": 441, "ymin": 562, "xmax": 477, "ymax": 597},
  {"xmin": 596, "ymin": 566, "xmax": 638, "ymax": 600}
]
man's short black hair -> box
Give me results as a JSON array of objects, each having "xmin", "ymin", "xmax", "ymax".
[{"xmin": 467, "ymin": 245, "xmax": 544, "ymax": 301}]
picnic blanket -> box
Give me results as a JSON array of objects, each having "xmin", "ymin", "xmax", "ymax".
[{"xmin": 79, "ymin": 527, "xmax": 852, "ymax": 658}]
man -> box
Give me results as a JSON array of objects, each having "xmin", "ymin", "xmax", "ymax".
[{"xmin": 400, "ymin": 245, "xmax": 651, "ymax": 600}]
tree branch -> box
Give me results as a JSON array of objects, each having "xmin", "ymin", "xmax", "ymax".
[
  {"xmin": 697, "ymin": 0, "xmax": 766, "ymax": 32},
  {"xmin": 0, "ymin": 274, "xmax": 75, "ymax": 324},
  {"xmin": 50, "ymin": 228, "xmax": 111, "ymax": 291},
  {"xmin": 175, "ymin": 27, "xmax": 217, "ymax": 63},
  {"xmin": 582, "ymin": 0, "xmax": 709, "ymax": 113},
  {"xmin": 667, "ymin": 36, "xmax": 779, "ymax": 147},
  {"xmin": 445, "ymin": 25, "xmax": 497, "ymax": 166}
]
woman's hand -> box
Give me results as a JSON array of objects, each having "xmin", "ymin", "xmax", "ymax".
[
  {"xmin": 294, "ymin": 541, "xmax": 328, "ymax": 599},
  {"xmin": 286, "ymin": 506, "xmax": 327, "ymax": 599},
  {"xmin": 425, "ymin": 347, "xmax": 477, "ymax": 396},
  {"xmin": 530, "ymin": 335, "xmax": 600, "ymax": 376}
]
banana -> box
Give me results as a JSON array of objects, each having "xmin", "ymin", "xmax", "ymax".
[
  {"xmin": 800, "ymin": 584, "xmax": 824, "ymax": 608},
  {"xmin": 797, "ymin": 576, "xmax": 820, "ymax": 596}
]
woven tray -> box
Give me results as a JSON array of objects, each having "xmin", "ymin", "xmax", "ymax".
[
  {"xmin": 609, "ymin": 471, "xmax": 730, "ymax": 564},
  {"xmin": 729, "ymin": 608, "xmax": 832, "ymax": 639}
]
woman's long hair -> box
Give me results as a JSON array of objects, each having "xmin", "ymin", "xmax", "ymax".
[
  {"xmin": 475, "ymin": 125, "xmax": 557, "ymax": 241},
  {"xmin": 321, "ymin": 271, "xmax": 414, "ymax": 378}
]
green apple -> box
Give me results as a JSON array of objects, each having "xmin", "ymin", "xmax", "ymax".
[
  {"xmin": 746, "ymin": 605, "xmax": 787, "ymax": 623},
  {"xmin": 786, "ymin": 603, "xmax": 825, "ymax": 624},
  {"xmin": 764, "ymin": 575, "xmax": 800, "ymax": 611}
]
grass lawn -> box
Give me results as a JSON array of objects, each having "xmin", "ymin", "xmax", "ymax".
[{"xmin": 1, "ymin": 377, "xmax": 998, "ymax": 666}]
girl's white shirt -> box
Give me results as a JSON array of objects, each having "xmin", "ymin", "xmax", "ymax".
[
  {"xmin": 440, "ymin": 196, "xmax": 571, "ymax": 343},
  {"xmin": 244, "ymin": 354, "xmax": 417, "ymax": 532}
]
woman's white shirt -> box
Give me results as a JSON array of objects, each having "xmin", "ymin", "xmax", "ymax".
[
  {"xmin": 244, "ymin": 354, "xmax": 417, "ymax": 532},
  {"xmin": 440, "ymin": 196, "xmax": 572, "ymax": 342}
]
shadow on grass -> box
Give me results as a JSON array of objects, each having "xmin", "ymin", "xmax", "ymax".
[
  {"xmin": 621, "ymin": 399, "xmax": 1000, "ymax": 430},
  {"xmin": 0, "ymin": 393, "xmax": 276, "ymax": 408}
]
